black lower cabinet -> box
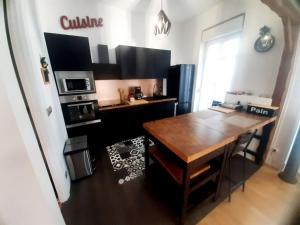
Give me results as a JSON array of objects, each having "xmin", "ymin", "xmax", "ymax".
[{"xmin": 98, "ymin": 101, "xmax": 175, "ymax": 146}]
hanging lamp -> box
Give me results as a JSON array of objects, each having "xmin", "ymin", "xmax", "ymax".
[{"xmin": 154, "ymin": 0, "xmax": 171, "ymax": 35}]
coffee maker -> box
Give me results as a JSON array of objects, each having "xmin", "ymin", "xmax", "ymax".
[{"xmin": 129, "ymin": 86, "xmax": 143, "ymax": 100}]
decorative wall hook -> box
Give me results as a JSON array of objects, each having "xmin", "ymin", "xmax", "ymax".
[
  {"xmin": 40, "ymin": 57, "xmax": 50, "ymax": 84},
  {"xmin": 254, "ymin": 26, "xmax": 275, "ymax": 52}
]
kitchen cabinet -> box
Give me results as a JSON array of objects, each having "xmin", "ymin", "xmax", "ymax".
[
  {"xmin": 92, "ymin": 63, "xmax": 121, "ymax": 80},
  {"xmin": 116, "ymin": 45, "xmax": 171, "ymax": 79},
  {"xmin": 44, "ymin": 32, "xmax": 92, "ymax": 71},
  {"xmin": 97, "ymin": 101, "xmax": 175, "ymax": 146},
  {"xmin": 92, "ymin": 44, "xmax": 122, "ymax": 80}
]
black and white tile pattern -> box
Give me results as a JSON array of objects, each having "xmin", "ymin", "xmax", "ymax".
[{"xmin": 106, "ymin": 136, "xmax": 154, "ymax": 185}]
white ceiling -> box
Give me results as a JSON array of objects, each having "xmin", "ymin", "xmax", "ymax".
[{"xmin": 95, "ymin": 0, "xmax": 222, "ymax": 22}]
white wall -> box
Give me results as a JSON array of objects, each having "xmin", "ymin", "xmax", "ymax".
[
  {"xmin": 35, "ymin": 0, "xmax": 184, "ymax": 65},
  {"xmin": 267, "ymin": 33, "xmax": 300, "ymax": 170},
  {"xmin": 145, "ymin": 17, "xmax": 182, "ymax": 65},
  {"xmin": 179, "ymin": 0, "xmax": 284, "ymax": 100},
  {"xmin": 144, "ymin": 0, "xmax": 183, "ymax": 65},
  {"xmin": 7, "ymin": 0, "xmax": 70, "ymax": 202},
  {"xmin": 31, "ymin": 0, "xmax": 284, "ymax": 97},
  {"xmin": 37, "ymin": 0, "xmax": 146, "ymax": 64},
  {"xmin": 0, "ymin": 1, "xmax": 65, "ymax": 224}
]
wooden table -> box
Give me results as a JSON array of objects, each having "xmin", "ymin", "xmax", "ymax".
[{"xmin": 143, "ymin": 110, "xmax": 276, "ymax": 224}]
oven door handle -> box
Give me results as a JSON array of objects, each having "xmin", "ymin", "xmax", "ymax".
[
  {"xmin": 66, "ymin": 119, "xmax": 101, "ymax": 128},
  {"xmin": 67, "ymin": 102, "xmax": 94, "ymax": 107}
]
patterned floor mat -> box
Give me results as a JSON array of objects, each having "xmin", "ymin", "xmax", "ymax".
[{"xmin": 106, "ymin": 136, "xmax": 154, "ymax": 184}]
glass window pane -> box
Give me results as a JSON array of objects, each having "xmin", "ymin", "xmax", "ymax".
[{"xmin": 198, "ymin": 34, "xmax": 240, "ymax": 110}]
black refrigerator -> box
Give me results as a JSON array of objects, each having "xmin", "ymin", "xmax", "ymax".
[{"xmin": 167, "ymin": 64, "xmax": 195, "ymax": 115}]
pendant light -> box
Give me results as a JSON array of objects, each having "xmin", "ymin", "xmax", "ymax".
[{"xmin": 154, "ymin": 0, "xmax": 171, "ymax": 35}]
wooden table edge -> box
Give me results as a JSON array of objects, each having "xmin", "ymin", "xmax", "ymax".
[{"xmin": 143, "ymin": 115, "xmax": 277, "ymax": 164}]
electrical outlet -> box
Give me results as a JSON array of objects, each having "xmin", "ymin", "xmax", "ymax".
[{"xmin": 65, "ymin": 170, "xmax": 68, "ymax": 179}]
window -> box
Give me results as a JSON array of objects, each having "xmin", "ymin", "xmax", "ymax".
[{"xmin": 196, "ymin": 34, "xmax": 240, "ymax": 110}]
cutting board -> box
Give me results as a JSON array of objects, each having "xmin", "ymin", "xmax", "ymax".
[
  {"xmin": 209, "ymin": 106, "xmax": 235, "ymax": 114},
  {"xmin": 125, "ymin": 99, "xmax": 148, "ymax": 105}
]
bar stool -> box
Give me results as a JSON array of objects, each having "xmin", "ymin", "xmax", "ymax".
[{"xmin": 227, "ymin": 129, "xmax": 258, "ymax": 202}]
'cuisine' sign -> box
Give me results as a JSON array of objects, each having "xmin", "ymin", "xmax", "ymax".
[{"xmin": 60, "ymin": 15, "xmax": 103, "ymax": 30}]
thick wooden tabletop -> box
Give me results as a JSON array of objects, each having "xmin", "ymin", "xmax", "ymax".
[{"xmin": 143, "ymin": 110, "xmax": 276, "ymax": 163}]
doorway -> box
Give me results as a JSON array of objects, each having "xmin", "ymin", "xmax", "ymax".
[{"xmin": 196, "ymin": 33, "xmax": 241, "ymax": 110}]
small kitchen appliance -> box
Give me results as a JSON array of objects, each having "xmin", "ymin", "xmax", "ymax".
[
  {"xmin": 133, "ymin": 86, "xmax": 143, "ymax": 100},
  {"xmin": 54, "ymin": 71, "xmax": 95, "ymax": 95},
  {"xmin": 62, "ymin": 78, "xmax": 91, "ymax": 93}
]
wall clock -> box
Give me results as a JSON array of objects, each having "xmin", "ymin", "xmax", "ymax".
[{"xmin": 254, "ymin": 26, "xmax": 275, "ymax": 53}]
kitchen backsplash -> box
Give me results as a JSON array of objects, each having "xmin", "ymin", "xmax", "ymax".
[{"xmin": 95, "ymin": 79, "xmax": 162, "ymax": 101}]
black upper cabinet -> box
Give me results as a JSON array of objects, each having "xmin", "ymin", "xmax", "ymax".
[
  {"xmin": 116, "ymin": 46, "xmax": 137, "ymax": 77},
  {"xmin": 92, "ymin": 63, "xmax": 121, "ymax": 80},
  {"xmin": 44, "ymin": 33, "xmax": 92, "ymax": 71},
  {"xmin": 97, "ymin": 44, "xmax": 109, "ymax": 64},
  {"xmin": 92, "ymin": 44, "xmax": 121, "ymax": 79},
  {"xmin": 116, "ymin": 45, "xmax": 171, "ymax": 79}
]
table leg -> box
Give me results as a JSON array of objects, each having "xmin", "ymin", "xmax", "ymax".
[
  {"xmin": 179, "ymin": 165, "xmax": 190, "ymax": 225},
  {"xmin": 215, "ymin": 145, "xmax": 228, "ymax": 201},
  {"xmin": 144, "ymin": 134, "xmax": 150, "ymax": 174},
  {"xmin": 255, "ymin": 122, "xmax": 274, "ymax": 165}
]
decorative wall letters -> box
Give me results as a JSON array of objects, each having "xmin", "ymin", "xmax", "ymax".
[{"xmin": 60, "ymin": 15, "xmax": 103, "ymax": 30}]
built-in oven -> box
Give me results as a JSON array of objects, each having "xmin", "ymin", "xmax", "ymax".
[
  {"xmin": 60, "ymin": 94, "xmax": 101, "ymax": 165},
  {"xmin": 60, "ymin": 94, "xmax": 100, "ymax": 129}
]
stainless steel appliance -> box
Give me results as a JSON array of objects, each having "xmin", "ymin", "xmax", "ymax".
[
  {"xmin": 167, "ymin": 64, "xmax": 195, "ymax": 115},
  {"xmin": 129, "ymin": 86, "xmax": 143, "ymax": 100},
  {"xmin": 62, "ymin": 78, "xmax": 91, "ymax": 93},
  {"xmin": 64, "ymin": 135, "xmax": 93, "ymax": 181},
  {"xmin": 60, "ymin": 94, "xmax": 100, "ymax": 129},
  {"xmin": 54, "ymin": 71, "xmax": 96, "ymax": 95}
]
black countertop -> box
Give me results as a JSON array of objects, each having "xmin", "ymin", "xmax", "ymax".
[{"xmin": 98, "ymin": 97, "xmax": 177, "ymax": 111}]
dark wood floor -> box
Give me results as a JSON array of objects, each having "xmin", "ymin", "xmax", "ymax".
[{"xmin": 61, "ymin": 145, "xmax": 260, "ymax": 225}]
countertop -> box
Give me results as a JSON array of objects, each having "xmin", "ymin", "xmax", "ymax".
[
  {"xmin": 144, "ymin": 110, "xmax": 276, "ymax": 163},
  {"xmin": 98, "ymin": 97, "xmax": 177, "ymax": 111}
]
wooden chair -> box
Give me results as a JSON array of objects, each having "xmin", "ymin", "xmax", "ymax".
[{"xmin": 227, "ymin": 129, "xmax": 258, "ymax": 202}]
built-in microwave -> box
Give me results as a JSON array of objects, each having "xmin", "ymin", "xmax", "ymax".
[
  {"xmin": 63, "ymin": 78, "xmax": 91, "ymax": 93},
  {"xmin": 54, "ymin": 71, "xmax": 95, "ymax": 95}
]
